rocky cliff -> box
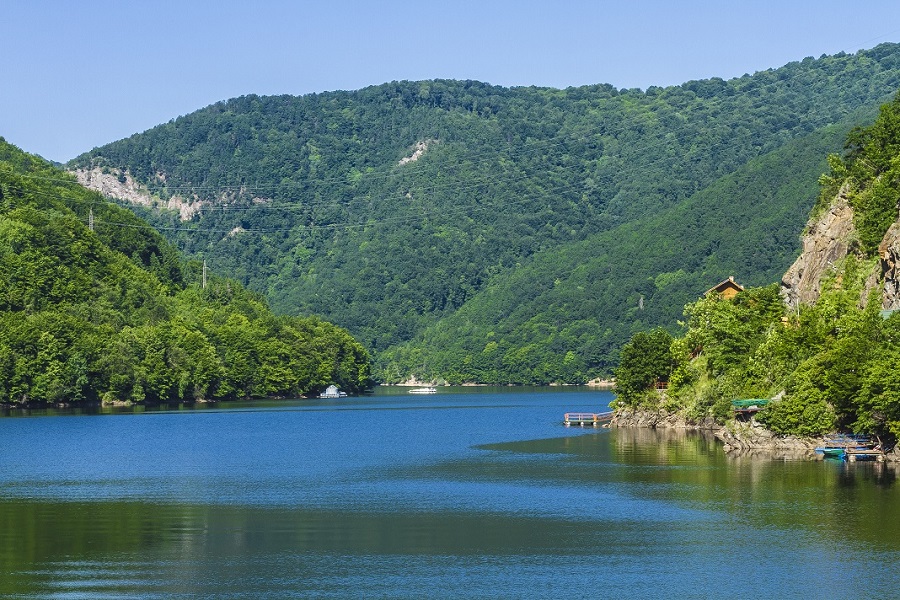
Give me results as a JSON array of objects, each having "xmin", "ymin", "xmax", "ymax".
[
  {"xmin": 73, "ymin": 167, "xmax": 203, "ymax": 220},
  {"xmin": 781, "ymin": 185, "xmax": 900, "ymax": 310},
  {"xmin": 780, "ymin": 185, "xmax": 859, "ymax": 309},
  {"xmin": 878, "ymin": 221, "xmax": 900, "ymax": 310}
]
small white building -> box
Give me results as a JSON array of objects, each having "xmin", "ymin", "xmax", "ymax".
[{"xmin": 319, "ymin": 385, "xmax": 347, "ymax": 399}]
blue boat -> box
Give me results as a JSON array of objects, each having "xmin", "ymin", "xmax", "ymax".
[{"xmin": 815, "ymin": 434, "xmax": 881, "ymax": 461}]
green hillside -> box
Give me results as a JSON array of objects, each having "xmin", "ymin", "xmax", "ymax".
[
  {"xmin": 381, "ymin": 117, "xmax": 872, "ymax": 383},
  {"xmin": 68, "ymin": 44, "xmax": 900, "ymax": 382},
  {"xmin": 615, "ymin": 92, "xmax": 900, "ymax": 440},
  {"xmin": 0, "ymin": 139, "xmax": 370, "ymax": 405}
]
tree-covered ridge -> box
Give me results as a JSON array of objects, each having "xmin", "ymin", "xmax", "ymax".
[
  {"xmin": 69, "ymin": 44, "xmax": 900, "ymax": 382},
  {"xmin": 614, "ymin": 92, "xmax": 900, "ymax": 440},
  {"xmin": 817, "ymin": 92, "xmax": 900, "ymax": 254},
  {"xmin": 379, "ymin": 116, "xmax": 871, "ymax": 383},
  {"xmin": 0, "ymin": 138, "xmax": 370, "ymax": 405}
]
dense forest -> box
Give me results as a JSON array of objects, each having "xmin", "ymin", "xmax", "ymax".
[
  {"xmin": 69, "ymin": 44, "xmax": 900, "ymax": 383},
  {"xmin": 0, "ymin": 139, "xmax": 371, "ymax": 406},
  {"xmin": 615, "ymin": 92, "xmax": 900, "ymax": 440}
]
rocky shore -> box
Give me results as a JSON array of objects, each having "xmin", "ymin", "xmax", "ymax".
[
  {"xmin": 715, "ymin": 419, "xmax": 817, "ymax": 452},
  {"xmin": 611, "ymin": 407, "xmax": 900, "ymax": 462},
  {"xmin": 610, "ymin": 407, "xmax": 717, "ymax": 430}
]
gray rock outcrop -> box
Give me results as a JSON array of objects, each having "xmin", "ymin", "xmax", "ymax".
[
  {"xmin": 781, "ymin": 184, "xmax": 900, "ymax": 311},
  {"xmin": 781, "ymin": 189, "xmax": 858, "ymax": 310},
  {"xmin": 611, "ymin": 407, "xmax": 717, "ymax": 430},
  {"xmin": 878, "ymin": 221, "xmax": 900, "ymax": 309},
  {"xmin": 715, "ymin": 420, "xmax": 817, "ymax": 453}
]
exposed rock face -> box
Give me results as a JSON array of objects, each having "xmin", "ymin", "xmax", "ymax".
[
  {"xmin": 73, "ymin": 167, "xmax": 275, "ymax": 223},
  {"xmin": 878, "ymin": 221, "xmax": 900, "ymax": 309},
  {"xmin": 780, "ymin": 185, "xmax": 900, "ymax": 311},
  {"xmin": 781, "ymin": 190, "xmax": 857, "ymax": 310},
  {"xmin": 398, "ymin": 139, "xmax": 436, "ymax": 165},
  {"xmin": 73, "ymin": 167, "xmax": 203, "ymax": 220},
  {"xmin": 715, "ymin": 420, "xmax": 817, "ymax": 453},
  {"xmin": 611, "ymin": 407, "xmax": 717, "ymax": 430}
]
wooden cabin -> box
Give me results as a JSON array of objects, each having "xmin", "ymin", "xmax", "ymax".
[{"xmin": 705, "ymin": 276, "xmax": 744, "ymax": 300}]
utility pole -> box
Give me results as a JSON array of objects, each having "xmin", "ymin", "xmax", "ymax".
[
  {"xmin": 202, "ymin": 260, "xmax": 208, "ymax": 289},
  {"xmin": 88, "ymin": 207, "xmax": 94, "ymax": 232}
]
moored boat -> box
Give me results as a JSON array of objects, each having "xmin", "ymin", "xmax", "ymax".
[
  {"xmin": 818, "ymin": 447, "xmax": 847, "ymax": 459},
  {"xmin": 409, "ymin": 387, "xmax": 437, "ymax": 394},
  {"xmin": 318, "ymin": 385, "xmax": 348, "ymax": 399},
  {"xmin": 815, "ymin": 434, "xmax": 881, "ymax": 461}
]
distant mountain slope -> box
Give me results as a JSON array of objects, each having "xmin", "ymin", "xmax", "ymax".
[
  {"xmin": 0, "ymin": 139, "xmax": 370, "ymax": 405},
  {"xmin": 610, "ymin": 91, "xmax": 900, "ymax": 441},
  {"xmin": 68, "ymin": 44, "xmax": 900, "ymax": 382},
  {"xmin": 380, "ymin": 117, "xmax": 869, "ymax": 382}
]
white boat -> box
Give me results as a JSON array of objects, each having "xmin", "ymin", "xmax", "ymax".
[{"xmin": 409, "ymin": 387, "xmax": 437, "ymax": 394}]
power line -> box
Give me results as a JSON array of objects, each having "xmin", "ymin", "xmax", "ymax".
[{"xmin": 13, "ymin": 174, "xmax": 586, "ymax": 235}]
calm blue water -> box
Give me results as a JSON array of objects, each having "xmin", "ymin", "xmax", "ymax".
[{"xmin": 1, "ymin": 387, "xmax": 899, "ymax": 598}]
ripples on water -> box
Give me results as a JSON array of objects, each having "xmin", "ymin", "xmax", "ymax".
[{"xmin": 2, "ymin": 388, "xmax": 899, "ymax": 598}]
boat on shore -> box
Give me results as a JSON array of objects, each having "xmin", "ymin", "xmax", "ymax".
[
  {"xmin": 318, "ymin": 385, "xmax": 348, "ymax": 399},
  {"xmin": 409, "ymin": 387, "xmax": 437, "ymax": 394},
  {"xmin": 815, "ymin": 434, "xmax": 882, "ymax": 461}
]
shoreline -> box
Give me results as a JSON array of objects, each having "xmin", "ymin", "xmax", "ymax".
[
  {"xmin": 389, "ymin": 380, "xmax": 616, "ymax": 388},
  {"xmin": 0, "ymin": 381, "xmax": 613, "ymax": 411},
  {"xmin": 0, "ymin": 395, "xmax": 306, "ymax": 412},
  {"xmin": 611, "ymin": 407, "xmax": 900, "ymax": 462}
]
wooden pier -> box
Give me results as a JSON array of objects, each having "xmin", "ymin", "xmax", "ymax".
[
  {"xmin": 564, "ymin": 412, "xmax": 613, "ymax": 427},
  {"xmin": 846, "ymin": 448, "xmax": 885, "ymax": 461}
]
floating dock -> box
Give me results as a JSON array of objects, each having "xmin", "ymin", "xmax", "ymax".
[
  {"xmin": 564, "ymin": 412, "xmax": 613, "ymax": 427},
  {"xmin": 845, "ymin": 448, "xmax": 884, "ymax": 461},
  {"xmin": 815, "ymin": 434, "xmax": 884, "ymax": 461}
]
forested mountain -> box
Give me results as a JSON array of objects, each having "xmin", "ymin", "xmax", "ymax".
[
  {"xmin": 68, "ymin": 44, "xmax": 900, "ymax": 383},
  {"xmin": 381, "ymin": 119, "xmax": 867, "ymax": 382},
  {"xmin": 614, "ymin": 91, "xmax": 900, "ymax": 440},
  {"xmin": 0, "ymin": 139, "xmax": 370, "ymax": 405}
]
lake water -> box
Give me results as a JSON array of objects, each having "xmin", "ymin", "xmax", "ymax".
[{"xmin": 2, "ymin": 387, "xmax": 899, "ymax": 598}]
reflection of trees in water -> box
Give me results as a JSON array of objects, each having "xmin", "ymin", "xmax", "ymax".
[
  {"xmin": 611, "ymin": 427, "xmax": 720, "ymax": 466},
  {"xmin": 609, "ymin": 426, "xmax": 900, "ymax": 546},
  {"xmin": 837, "ymin": 460, "xmax": 898, "ymax": 489}
]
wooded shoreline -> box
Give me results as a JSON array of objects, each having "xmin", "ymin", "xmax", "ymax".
[{"xmin": 611, "ymin": 407, "xmax": 900, "ymax": 462}]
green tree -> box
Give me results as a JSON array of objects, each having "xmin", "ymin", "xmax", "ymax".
[
  {"xmin": 614, "ymin": 328, "xmax": 674, "ymax": 404},
  {"xmin": 0, "ymin": 138, "xmax": 372, "ymax": 406}
]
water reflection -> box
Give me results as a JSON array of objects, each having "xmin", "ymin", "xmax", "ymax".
[
  {"xmin": 474, "ymin": 427, "xmax": 900, "ymax": 545},
  {"xmin": 3, "ymin": 393, "xmax": 900, "ymax": 597},
  {"xmin": 0, "ymin": 499, "xmax": 667, "ymax": 598}
]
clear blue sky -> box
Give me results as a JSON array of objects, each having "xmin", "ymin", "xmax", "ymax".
[{"xmin": 3, "ymin": 0, "xmax": 900, "ymax": 163}]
